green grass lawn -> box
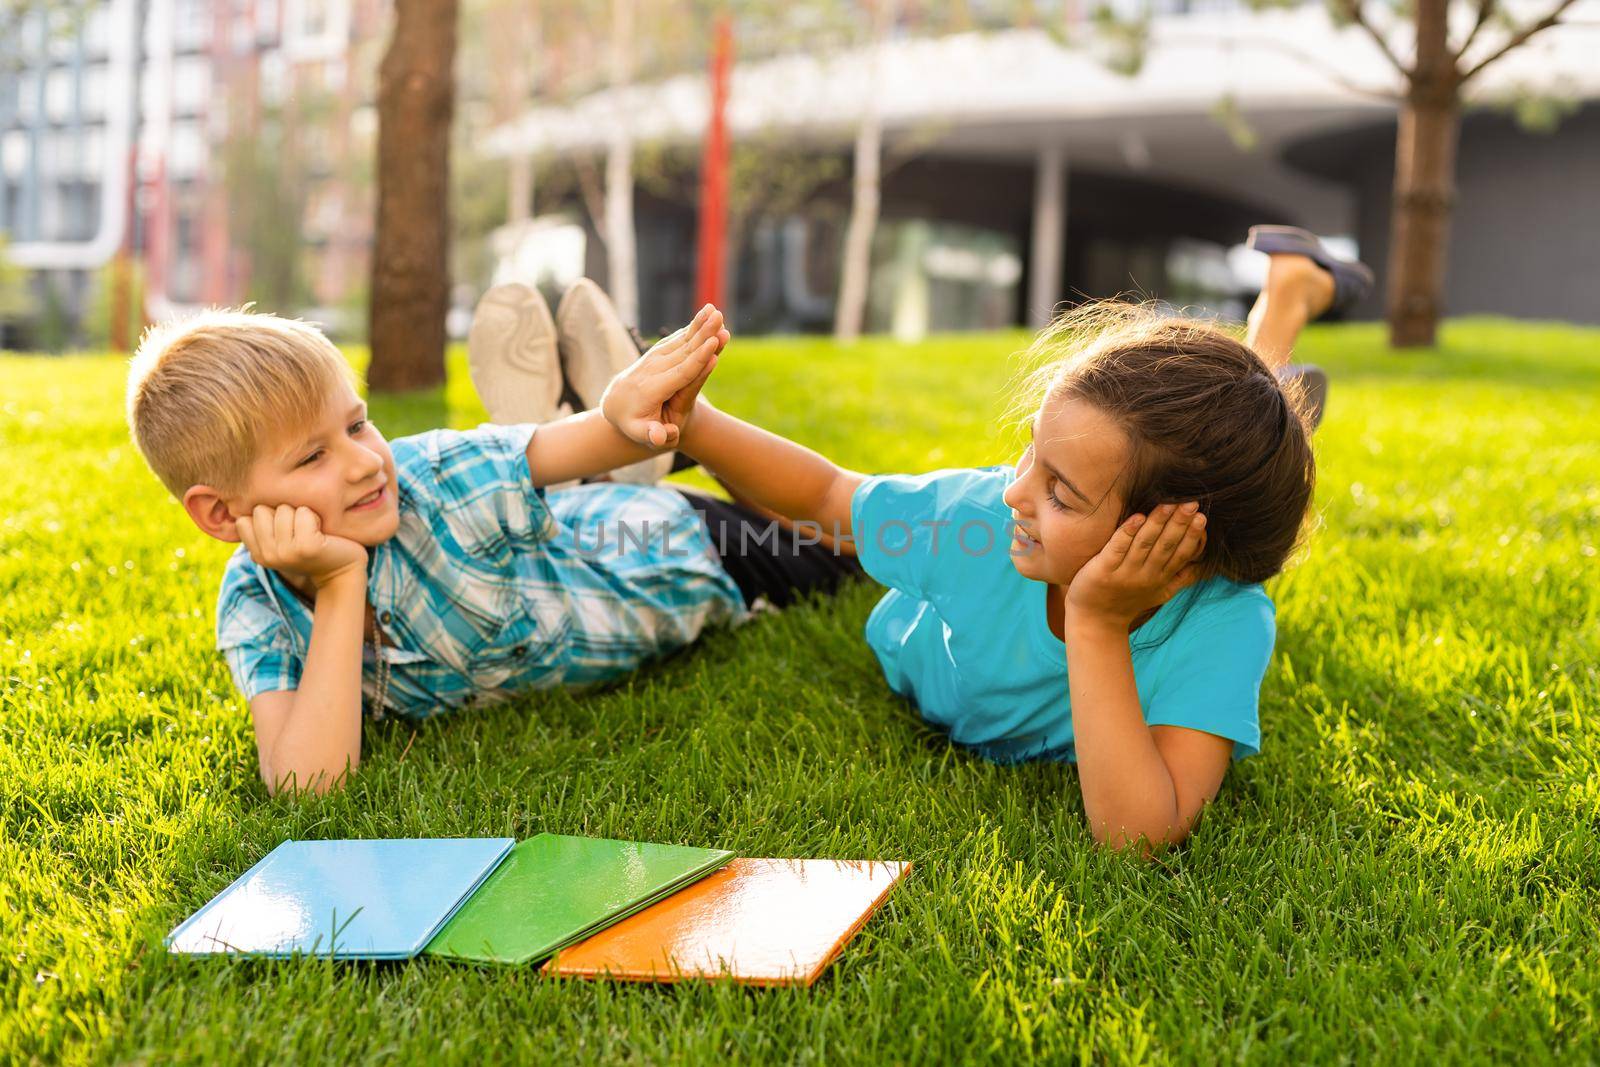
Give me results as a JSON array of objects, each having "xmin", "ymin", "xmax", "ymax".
[{"xmin": 3, "ymin": 319, "xmax": 1598, "ymax": 1063}]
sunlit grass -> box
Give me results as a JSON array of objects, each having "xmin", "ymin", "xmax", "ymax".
[{"xmin": 2, "ymin": 318, "xmax": 1597, "ymax": 1062}]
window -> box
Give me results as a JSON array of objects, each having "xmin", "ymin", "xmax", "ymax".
[
  {"xmin": 260, "ymin": 51, "xmax": 288, "ymax": 107},
  {"xmin": 81, "ymin": 127, "xmax": 105, "ymax": 178},
  {"xmin": 169, "ymin": 122, "xmax": 206, "ymax": 179},
  {"xmin": 174, "ymin": 0, "xmax": 210, "ymax": 51},
  {"xmin": 16, "ymin": 72, "xmax": 37, "ymax": 123},
  {"xmin": 257, "ymin": 0, "xmax": 281, "ymax": 40},
  {"xmin": 60, "ymin": 180, "xmax": 98, "ymax": 240},
  {"xmin": 2, "ymin": 131, "xmax": 27, "ymax": 179},
  {"xmin": 83, "ymin": 7, "xmax": 110, "ymax": 56},
  {"xmin": 284, "ymin": 0, "xmax": 350, "ymax": 60},
  {"xmin": 79, "ymin": 65, "xmax": 108, "ymax": 121},
  {"xmin": 173, "ymin": 56, "xmax": 210, "ymax": 114}
]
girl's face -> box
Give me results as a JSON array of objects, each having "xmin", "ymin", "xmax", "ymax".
[{"xmin": 1001, "ymin": 396, "xmax": 1130, "ymax": 587}]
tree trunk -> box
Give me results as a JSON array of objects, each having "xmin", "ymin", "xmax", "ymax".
[
  {"xmin": 605, "ymin": 133, "xmax": 638, "ymax": 326},
  {"xmin": 1385, "ymin": 0, "xmax": 1458, "ymax": 349},
  {"xmin": 833, "ymin": 0, "xmax": 897, "ymax": 343},
  {"xmin": 368, "ymin": 0, "xmax": 458, "ymax": 392},
  {"xmin": 833, "ymin": 116, "xmax": 880, "ymax": 342},
  {"xmin": 605, "ymin": 0, "xmax": 639, "ymax": 326}
]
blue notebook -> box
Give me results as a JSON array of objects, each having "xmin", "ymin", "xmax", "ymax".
[{"xmin": 165, "ymin": 838, "xmax": 514, "ymax": 959}]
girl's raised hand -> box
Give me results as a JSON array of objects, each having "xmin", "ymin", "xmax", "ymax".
[
  {"xmin": 1065, "ymin": 503, "xmax": 1207, "ymax": 628},
  {"xmin": 600, "ymin": 305, "xmax": 727, "ymax": 448}
]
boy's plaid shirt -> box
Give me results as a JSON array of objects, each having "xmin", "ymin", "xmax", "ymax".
[{"xmin": 215, "ymin": 423, "xmax": 746, "ymax": 719}]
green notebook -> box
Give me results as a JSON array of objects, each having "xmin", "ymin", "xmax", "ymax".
[{"xmin": 423, "ymin": 833, "xmax": 734, "ymax": 965}]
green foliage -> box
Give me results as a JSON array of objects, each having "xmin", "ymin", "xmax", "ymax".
[
  {"xmin": 451, "ymin": 140, "xmax": 512, "ymax": 294},
  {"xmin": 1483, "ymin": 79, "xmax": 1582, "ymax": 134},
  {"xmin": 635, "ymin": 136, "xmax": 845, "ymax": 238},
  {"xmin": 0, "ymin": 234, "xmax": 30, "ymax": 321},
  {"xmin": 1090, "ymin": 1, "xmax": 1151, "ymax": 77},
  {"xmin": 30, "ymin": 273, "xmax": 72, "ymax": 351},
  {"xmin": 222, "ymin": 110, "xmax": 312, "ymax": 313},
  {"xmin": 82, "ymin": 257, "xmax": 147, "ymax": 352},
  {"xmin": 4, "ymin": 320, "xmax": 1600, "ymax": 1061},
  {"xmin": 1209, "ymin": 92, "xmax": 1259, "ymax": 152}
]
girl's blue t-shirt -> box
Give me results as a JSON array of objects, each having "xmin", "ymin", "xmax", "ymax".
[{"xmin": 849, "ymin": 466, "xmax": 1274, "ymax": 764}]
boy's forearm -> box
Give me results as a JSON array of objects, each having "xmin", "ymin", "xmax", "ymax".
[
  {"xmin": 1063, "ymin": 618, "xmax": 1184, "ymax": 852},
  {"xmin": 677, "ymin": 403, "xmax": 860, "ymax": 532},
  {"xmin": 264, "ymin": 571, "xmax": 366, "ymax": 795},
  {"xmin": 525, "ymin": 409, "xmax": 659, "ymax": 488}
]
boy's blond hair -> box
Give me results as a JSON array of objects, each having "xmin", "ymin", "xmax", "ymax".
[{"xmin": 125, "ymin": 308, "xmax": 357, "ymax": 500}]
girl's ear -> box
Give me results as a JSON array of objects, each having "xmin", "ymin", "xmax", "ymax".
[{"xmin": 182, "ymin": 485, "xmax": 243, "ymax": 543}]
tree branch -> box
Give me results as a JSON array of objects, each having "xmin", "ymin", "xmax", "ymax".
[
  {"xmin": 570, "ymin": 152, "xmax": 609, "ymax": 250},
  {"xmin": 1452, "ymin": 0, "xmax": 1496, "ymax": 61},
  {"xmin": 1331, "ymin": 0, "xmax": 1413, "ymax": 77},
  {"xmin": 1460, "ymin": 0, "xmax": 1582, "ymax": 81},
  {"xmin": 1192, "ymin": 32, "xmax": 1403, "ymax": 100}
]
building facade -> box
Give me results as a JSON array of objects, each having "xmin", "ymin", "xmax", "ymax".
[
  {"xmin": 487, "ymin": 3, "xmax": 1600, "ymax": 336},
  {"xmin": 0, "ymin": 0, "xmax": 386, "ymax": 348}
]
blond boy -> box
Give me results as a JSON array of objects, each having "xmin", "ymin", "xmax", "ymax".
[{"xmin": 126, "ymin": 299, "xmax": 740, "ymax": 795}]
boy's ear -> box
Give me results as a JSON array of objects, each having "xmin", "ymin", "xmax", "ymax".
[{"xmin": 182, "ymin": 485, "xmax": 243, "ymax": 543}]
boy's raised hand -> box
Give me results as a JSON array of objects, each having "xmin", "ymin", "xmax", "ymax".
[
  {"xmin": 600, "ymin": 305, "xmax": 729, "ymax": 449},
  {"xmin": 1066, "ymin": 503, "xmax": 1207, "ymax": 628},
  {"xmin": 235, "ymin": 504, "xmax": 368, "ymax": 588}
]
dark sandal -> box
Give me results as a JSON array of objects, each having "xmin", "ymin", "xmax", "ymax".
[{"xmin": 1246, "ymin": 225, "xmax": 1375, "ymax": 316}]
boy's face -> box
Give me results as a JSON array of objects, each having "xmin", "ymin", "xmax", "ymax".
[
  {"xmin": 227, "ymin": 385, "xmax": 401, "ymax": 548},
  {"xmin": 1001, "ymin": 396, "xmax": 1129, "ymax": 588}
]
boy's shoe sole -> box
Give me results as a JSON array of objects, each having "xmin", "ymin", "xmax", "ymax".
[
  {"xmin": 555, "ymin": 278, "xmax": 673, "ymax": 485},
  {"xmin": 1246, "ymin": 225, "xmax": 1375, "ymax": 317},
  {"xmin": 1277, "ymin": 362, "xmax": 1328, "ymax": 432},
  {"xmin": 467, "ymin": 283, "xmax": 564, "ymax": 425}
]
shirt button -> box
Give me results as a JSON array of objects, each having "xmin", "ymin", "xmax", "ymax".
[
  {"xmin": 379, "ymin": 610, "xmax": 392, "ymax": 625},
  {"xmin": 512, "ymin": 645, "xmax": 527, "ymax": 658}
]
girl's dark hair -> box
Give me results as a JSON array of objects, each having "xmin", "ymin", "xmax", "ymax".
[{"xmin": 1014, "ymin": 301, "xmax": 1316, "ymax": 586}]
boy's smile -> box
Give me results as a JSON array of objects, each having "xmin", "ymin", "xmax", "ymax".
[{"xmin": 228, "ymin": 385, "xmax": 401, "ymax": 550}]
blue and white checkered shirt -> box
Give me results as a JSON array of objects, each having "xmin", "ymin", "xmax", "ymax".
[{"xmin": 215, "ymin": 423, "xmax": 747, "ymax": 720}]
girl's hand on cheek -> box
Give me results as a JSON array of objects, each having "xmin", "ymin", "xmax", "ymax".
[{"xmin": 1065, "ymin": 502, "xmax": 1206, "ymax": 629}]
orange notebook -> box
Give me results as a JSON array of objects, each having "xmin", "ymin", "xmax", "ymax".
[{"xmin": 545, "ymin": 858, "xmax": 910, "ymax": 987}]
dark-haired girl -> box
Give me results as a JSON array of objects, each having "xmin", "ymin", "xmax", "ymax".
[{"xmin": 659, "ymin": 229, "xmax": 1369, "ymax": 853}]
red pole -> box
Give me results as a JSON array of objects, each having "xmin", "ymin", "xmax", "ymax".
[
  {"xmin": 694, "ymin": 15, "xmax": 732, "ymax": 310},
  {"xmin": 110, "ymin": 144, "xmax": 139, "ymax": 352}
]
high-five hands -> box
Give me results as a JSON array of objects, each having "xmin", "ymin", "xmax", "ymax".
[
  {"xmin": 235, "ymin": 504, "xmax": 368, "ymax": 588},
  {"xmin": 1067, "ymin": 502, "xmax": 1208, "ymax": 628},
  {"xmin": 600, "ymin": 304, "xmax": 729, "ymax": 450}
]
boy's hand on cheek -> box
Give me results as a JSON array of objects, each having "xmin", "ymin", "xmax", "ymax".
[
  {"xmin": 1066, "ymin": 503, "xmax": 1206, "ymax": 630},
  {"xmin": 235, "ymin": 504, "xmax": 368, "ymax": 589},
  {"xmin": 600, "ymin": 305, "xmax": 727, "ymax": 449}
]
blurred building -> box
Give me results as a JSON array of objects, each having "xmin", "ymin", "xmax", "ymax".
[
  {"xmin": 0, "ymin": 0, "xmax": 386, "ymax": 348},
  {"xmin": 487, "ymin": 1, "xmax": 1600, "ymax": 336}
]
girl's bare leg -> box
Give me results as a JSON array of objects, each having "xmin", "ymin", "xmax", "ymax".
[{"xmin": 1245, "ymin": 254, "xmax": 1337, "ymax": 370}]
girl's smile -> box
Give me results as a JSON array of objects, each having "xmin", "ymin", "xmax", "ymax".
[{"xmin": 1001, "ymin": 397, "xmax": 1130, "ymax": 588}]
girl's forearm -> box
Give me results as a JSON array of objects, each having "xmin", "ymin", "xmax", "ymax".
[
  {"xmin": 1063, "ymin": 617, "xmax": 1185, "ymax": 852},
  {"xmin": 677, "ymin": 403, "xmax": 862, "ymax": 536}
]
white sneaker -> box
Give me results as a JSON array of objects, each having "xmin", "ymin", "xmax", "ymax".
[
  {"xmin": 555, "ymin": 278, "xmax": 674, "ymax": 485},
  {"xmin": 467, "ymin": 284, "xmax": 563, "ymax": 425}
]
